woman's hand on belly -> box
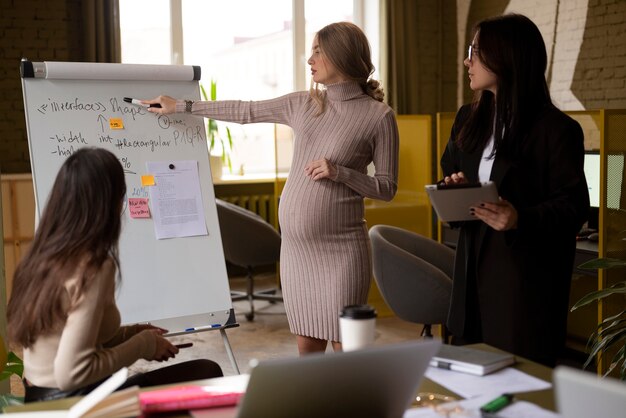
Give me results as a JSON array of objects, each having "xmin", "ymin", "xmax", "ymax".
[{"xmin": 304, "ymin": 158, "xmax": 337, "ymax": 181}]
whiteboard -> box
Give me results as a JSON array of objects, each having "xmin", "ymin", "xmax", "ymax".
[{"xmin": 20, "ymin": 61, "xmax": 233, "ymax": 334}]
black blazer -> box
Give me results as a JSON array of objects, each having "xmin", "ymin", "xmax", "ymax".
[{"xmin": 441, "ymin": 104, "xmax": 590, "ymax": 366}]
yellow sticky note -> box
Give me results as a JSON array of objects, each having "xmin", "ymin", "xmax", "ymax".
[
  {"xmin": 141, "ymin": 175, "xmax": 155, "ymax": 186},
  {"xmin": 109, "ymin": 118, "xmax": 124, "ymax": 129}
]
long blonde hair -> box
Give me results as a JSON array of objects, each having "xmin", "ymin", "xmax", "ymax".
[{"xmin": 310, "ymin": 22, "xmax": 384, "ymax": 114}]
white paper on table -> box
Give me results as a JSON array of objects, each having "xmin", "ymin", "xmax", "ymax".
[
  {"xmin": 424, "ymin": 366, "xmax": 552, "ymax": 399},
  {"xmin": 403, "ymin": 393, "xmax": 561, "ymax": 418},
  {"xmin": 189, "ymin": 374, "xmax": 250, "ymax": 418},
  {"xmin": 146, "ymin": 160, "xmax": 208, "ymax": 239}
]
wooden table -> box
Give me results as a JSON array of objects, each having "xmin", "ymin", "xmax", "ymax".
[{"xmin": 4, "ymin": 343, "xmax": 555, "ymax": 416}]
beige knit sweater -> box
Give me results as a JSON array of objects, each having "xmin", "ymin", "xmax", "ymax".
[
  {"xmin": 178, "ymin": 81, "xmax": 399, "ymax": 341},
  {"xmin": 23, "ymin": 258, "xmax": 156, "ymax": 390}
]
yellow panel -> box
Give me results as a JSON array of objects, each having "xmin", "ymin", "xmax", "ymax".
[
  {"xmin": 365, "ymin": 114, "xmax": 432, "ymax": 237},
  {"xmin": 365, "ymin": 114, "xmax": 432, "ymax": 314},
  {"xmin": 436, "ymin": 112, "xmax": 456, "ymax": 181}
]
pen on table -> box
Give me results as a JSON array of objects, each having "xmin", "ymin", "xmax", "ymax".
[
  {"xmin": 123, "ymin": 97, "xmax": 161, "ymax": 108},
  {"xmin": 185, "ymin": 324, "xmax": 222, "ymax": 332},
  {"xmin": 480, "ymin": 393, "xmax": 514, "ymax": 417}
]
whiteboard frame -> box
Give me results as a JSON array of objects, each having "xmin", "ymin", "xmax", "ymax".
[{"xmin": 20, "ymin": 60, "xmax": 236, "ymax": 334}]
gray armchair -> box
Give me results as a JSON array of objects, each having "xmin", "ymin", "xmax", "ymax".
[
  {"xmin": 369, "ymin": 225, "xmax": 454, "ymax": 340},
  {"xmin": 216, "ymin": 198, "xmax": 282, "ymax": 321}
]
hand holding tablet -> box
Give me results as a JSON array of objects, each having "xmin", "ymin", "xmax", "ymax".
[{"xmin": 425, "ymin": 181, "xmax": 499, "ymax": 222}]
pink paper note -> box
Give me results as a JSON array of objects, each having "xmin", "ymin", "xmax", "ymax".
[{"xmin": 128, "ymin": 198, "xmax": 151, "ymax": 219}]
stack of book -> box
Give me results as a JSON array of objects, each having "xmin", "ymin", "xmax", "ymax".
[{"xmin": 429, "ymin": 345, "xmax": 516, "ymax": 376}]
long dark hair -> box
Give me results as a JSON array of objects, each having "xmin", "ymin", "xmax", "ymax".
[
  {"xmin": 458, "ymin": 14, "xmax": 552, "ymax": 160},
  {"xmin": 8, "ymin": 147, "xmax": 126, "ymax": 348}
]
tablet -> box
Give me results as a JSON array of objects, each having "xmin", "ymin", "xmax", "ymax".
[{"xmin": 425, "ymin": 181, "xmax": 499, "ymax": 222}]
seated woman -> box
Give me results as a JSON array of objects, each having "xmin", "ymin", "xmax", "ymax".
[{"xmin": 7, "ymin": 147, "xmax": 223, "ymax": 402}]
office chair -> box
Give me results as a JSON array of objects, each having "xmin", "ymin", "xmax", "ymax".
[
  {"xmin": 369, "ymin": 225, "xmax": 454, "ymax": 341},
  {"xmin": 215, "ymin": 198, "xmax": 282, "ymax": 321}
]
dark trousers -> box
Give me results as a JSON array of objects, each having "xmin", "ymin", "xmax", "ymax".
[{"xmin": 24, "ymin": 359, "xmax": 223, "ymax": 403}]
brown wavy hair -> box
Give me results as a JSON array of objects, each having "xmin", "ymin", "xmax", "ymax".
[
  {"xmin": 8, "ymin": 147, "xmax": 126, "ymax": 348},
  {"xmin": 310, "ymin": 21, "xmax": 384, "ymax": 114}
]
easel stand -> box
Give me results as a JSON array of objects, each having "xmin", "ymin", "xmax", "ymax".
[
  {"xmin": 191, "ymin": 308, "xmax": 241, "ymax": 374},
  {"xmin": 220, "ymin": 327, "xmax": 240, "ymax": 374}
]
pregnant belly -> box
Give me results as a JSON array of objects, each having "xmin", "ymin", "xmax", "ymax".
[{"xmin": 278, "ymin": 179, "xmax": 364, "ymax": 240}]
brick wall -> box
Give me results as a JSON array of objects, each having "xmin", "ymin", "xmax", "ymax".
[
  {"xmin": 459, "ymin": 0, "xmax": 626, "ymax": 110},
  {"xmin": 570, "ymin": 0, "xmax": 626, "ymax": 109},
  {"xmin": 0, "ymin": 0, "xmax": 83, "ymax": 173}
]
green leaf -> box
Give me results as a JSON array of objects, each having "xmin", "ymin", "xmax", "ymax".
[
  {"xmin": 0, "ymin": 351, "xmax": 24, "ymax": 381},
  {"xmin": 0, "ymin": 393, "xmax": 24, "ymax": 408},
  {"xmin": 579, "ymin": 258, "xmax": 626, "ymax": 270},
  {"xmin": 200, "ymin": 79, "xmax": 234, "ymax": 172},
  {"xmin": 585, "ymin": 328, "xmax": 626, "ymax": 367},
  {"xmin": 571, "ymin": 282, "xmax": 626, "ymax": 310},
  {"xmin": 208, "ymin": 119, "xmax": 219, "ymax": 134},
  {"xmin": 226, "ymin": 126, "xmax": 233, "ymax": 151},
  {"xmin": 604, "ymin": 344, "xmax": 625, "ymax": 379}
]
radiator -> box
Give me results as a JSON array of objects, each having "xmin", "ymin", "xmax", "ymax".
[{"xmin": 220, "ymin": 194, "xmax": 273, "ymax": 225}]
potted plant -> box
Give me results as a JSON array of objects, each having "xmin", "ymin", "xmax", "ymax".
[
  {"xmin": 0, "ymin": 335, "xmax": 24, "ymax": 407},
  {"xmin": 200, "ymin": 80, "xmax": 233, "ymax": 180},
  {"xmin": 571, "ymin": 256, "xmax": 626, "ymax": 379}
]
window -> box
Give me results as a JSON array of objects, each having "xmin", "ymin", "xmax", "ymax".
[
  {"xmin": 120, "ymin": 0, "xmax": 379, "ymax": 175},
  {"xmin": 120, "ymin": 0, "xmax": 171, "ymax": 65}
]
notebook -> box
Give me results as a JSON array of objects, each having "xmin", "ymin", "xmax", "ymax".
[
  {"xmin": 194, "ymin": 339, "xmax": 441, "ymax": 418},
  {"xmin": 429, "ymin": 344, "xmax": 515, "ymax": 376},
  {"xmin": 555, "ymin": 366, "xmax": 626, "ymax": 418}
]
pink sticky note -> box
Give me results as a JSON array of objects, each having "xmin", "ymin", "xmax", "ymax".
[{"xmin": 128, "ymin": 198, "xmax": 151, "ymax": 219}]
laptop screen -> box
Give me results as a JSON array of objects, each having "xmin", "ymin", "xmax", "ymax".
[{"xmin": 236, "ymin": 340, "xmax": 441, "ymax": 418}]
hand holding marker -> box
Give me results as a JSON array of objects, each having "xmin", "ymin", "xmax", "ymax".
[
  {"xmin": 175, "ymin": 343, "xmax": 193, "ymax": 349},
  {"xmin": 124, "ymin": 97, "xmax": 161, "ymax": 108}
]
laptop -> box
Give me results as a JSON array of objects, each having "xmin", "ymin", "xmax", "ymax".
[
  {"xmin": 554, "ymin": 365, "xmax": 626, "ymax": 418},
  {"xmin": 231, "ymin": 339, "xmax": 441, "ymax": 418}
]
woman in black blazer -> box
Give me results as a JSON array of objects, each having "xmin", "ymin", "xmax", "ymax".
[{"xmin": 441, "ymin": 14, "xmax": 590, "ymax": 367}]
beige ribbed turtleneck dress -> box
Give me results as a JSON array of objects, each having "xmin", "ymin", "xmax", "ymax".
[{"xmin": 178, "ymin": 81, "xmax": 399, "ymax": 342}]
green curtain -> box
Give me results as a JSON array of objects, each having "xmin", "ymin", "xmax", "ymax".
[
  {"xmin": 82, "ymin": 0, "xmax": 121, "ymax": 63},
  {"xmin": 384, "ymin": 0, "xmax": 422, "ymax": 114}
]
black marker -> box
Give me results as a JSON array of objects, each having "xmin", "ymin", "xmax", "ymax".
[
  {"xmin": 123, "ymin": 97, "xmax": 161, "ymax": 108},
  {"xmin": 175, "ymin": 343, "xmax": 193, "ymax": 349}
]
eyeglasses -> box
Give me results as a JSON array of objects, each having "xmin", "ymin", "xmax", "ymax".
[{"xmin": 467, "ymin": 44, "xmax": 480, "ymax": 62}]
